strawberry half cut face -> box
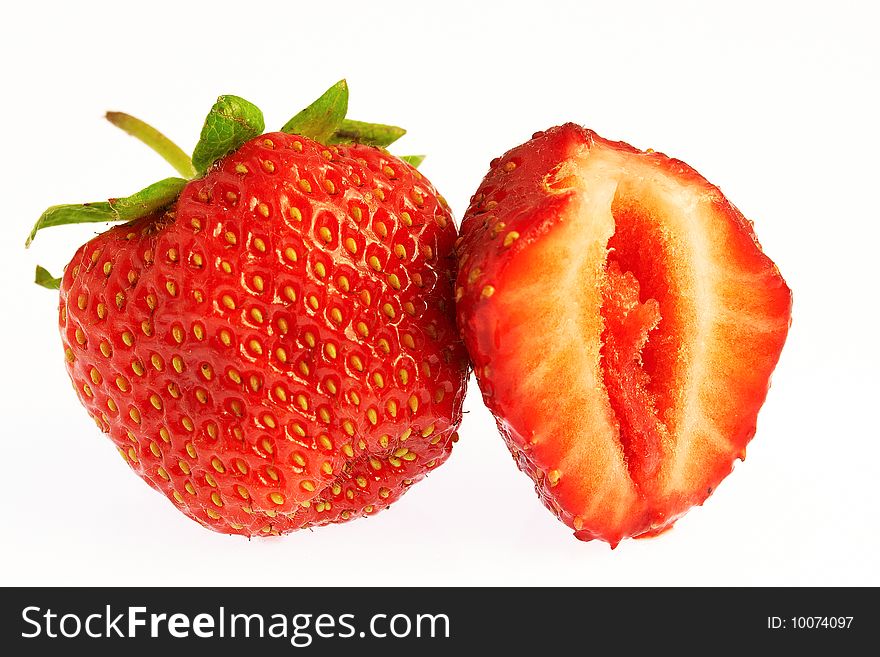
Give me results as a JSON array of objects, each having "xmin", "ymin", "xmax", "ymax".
[{"xmin": 456, "ymin": 124, "xmax": 792, "ymax": 545}]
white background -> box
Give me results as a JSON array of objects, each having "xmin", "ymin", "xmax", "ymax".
[{"xmin": 1, "ymin": 0, "xmax": 878, "ymax": 586}]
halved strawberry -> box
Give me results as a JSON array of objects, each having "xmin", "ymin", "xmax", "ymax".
[{"xmin": 456, "ymin": 124, "xmax": 791, "ymax": 546}]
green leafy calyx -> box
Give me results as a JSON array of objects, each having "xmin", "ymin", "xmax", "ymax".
[
  {"xmin": 34, "ymin": 265, "xmax": 61, "ymax": 290},
  {"xmin": 26, "ymin": 178, "xmax": 187, "ymax": 247},
  {"xmin": 282, "ymin": 80, "xmax": 349, "ymax": 142},
  {"xmin": 191, "ymin": 95, "xmax": 265, "ymax": 174},
  {"xmin": 29, "ymin": 82, "xmax": 422, "ymax": 290},
  {"xmin": 105, "ymin": 112, "xmax": 197, "ymax": 178}
]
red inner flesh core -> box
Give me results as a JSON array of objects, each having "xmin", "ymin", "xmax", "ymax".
[{"xmin": 601, "ymin": 199, "xmax": 678, "ymax": 491}]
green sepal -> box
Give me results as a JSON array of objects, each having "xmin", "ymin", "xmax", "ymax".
[
  {"xmin": 400, "ymin": 154, "xmax": 426, "ymax": 168},
  {"xmin": 25, "ymin": 177, "xmax": 186, "ymax": 247},
  {"xmin": 106, "ymin": 112, "xmax": 196, "ymax": 178},
  {"xmin": 35, "ymin": 265, "xmax": 61, "ymax": 290},
  {"xmin": 328, "ymin": 119, "xmax": 406, "ymax": 147},
  {"xmin": 191, "ymin": 96, "xmax": 265, "ymax": 174},
  {"xmin": 281, "ymin": 80, "xmax": 349, "ymax": 142}
]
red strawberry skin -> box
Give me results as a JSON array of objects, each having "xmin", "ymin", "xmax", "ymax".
[
  {"xmin": 456, "ymin": 124, "xmax": 791, "ymax": 545},
  {"xmin": 59, "ymin": 132, "xmax": 468, "ymax": 536}
]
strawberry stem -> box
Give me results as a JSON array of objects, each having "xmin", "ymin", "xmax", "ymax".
[{"xmin": 106, "ymin": 112, "xmax": 196, "ymax": 178}]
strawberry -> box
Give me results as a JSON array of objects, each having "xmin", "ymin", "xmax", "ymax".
[
  {"xmin": 456, "ymin": 124, "xmax": 791, "ymax": 546},
  {"xmin": 29, "ymin": 82, "xmax": 469, "ymax": 536}
]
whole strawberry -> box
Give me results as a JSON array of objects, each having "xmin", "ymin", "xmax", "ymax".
[{"xmin": 29, "ymin": 82, "xmax": 469, "ymax": 536}]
